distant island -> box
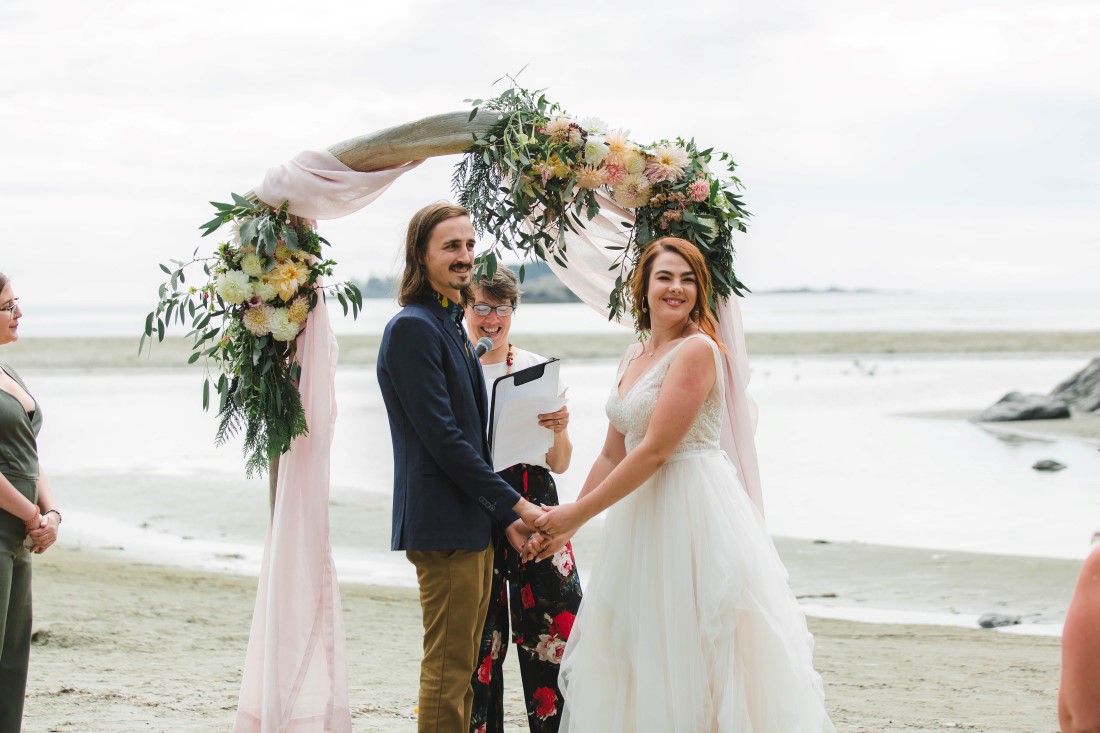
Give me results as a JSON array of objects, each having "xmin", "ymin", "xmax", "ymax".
[
  {"xmin": 354, "ymin": 260, "xmax": 581, "ymax": 303},
  {"xmin": 355, "ymin": 271, "xmax": 898, "ymax": 302},
  {"xmin": 755, "ymin": 286, "xmax": 901, "ymax": 295}
]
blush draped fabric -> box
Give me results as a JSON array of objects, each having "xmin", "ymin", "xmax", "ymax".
[
  {"xmin": 235, "ymin": 153, "xmax": 419, "ymax": 733},
  {"xmin": 544, "ymin": 192, "xmax": 764, "ymax": 515}
]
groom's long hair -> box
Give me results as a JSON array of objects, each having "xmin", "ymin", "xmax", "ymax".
[
  {"xmin": 398, "ymin": 202, "xmax": 473, "ymax": 307},
  {"xmin": 630, "ymin": 237, "xmax": 727, "ymax": 352}
]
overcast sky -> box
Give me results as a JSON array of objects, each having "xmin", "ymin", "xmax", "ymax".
[{"xmin": 3, "ymin": 0, "xmax": 1098, "ymax": 310}]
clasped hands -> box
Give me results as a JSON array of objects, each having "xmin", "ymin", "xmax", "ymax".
[
  {"xmin": 23, "ymin": 508, "xmax": 58, "ymax": 554},
  {"xmin": 505, "ymin": 500, "xmax": 587, "ymax": 563}
]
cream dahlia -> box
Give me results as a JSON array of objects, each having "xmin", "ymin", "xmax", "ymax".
[
  {"xmin": 612, "ymin": 173, "xmax": 653, "ymax": 209},
  {"xmin": 216, "ymin": 270, "xmax": 252, "ymax": 305},
  {"xmin": 242, "ymin": 303, "xmax": 274, "ymax": 336},
  {"xmin": 543, "ymin": 117, "xmax": 574, "ymax": 144},
  {"xmin": 644, "ymin": 144, "xmax": 690, "ymax": 183},
  {"xmin": 604, "ymin": 129, "xmax": 632, "ymax": 166},
  {"xmin": 253, "ymin": 280, "xmax": 278, "ymax": 302},
  {"xmin": 623, "ymin": 150, "xmax": 646, "ymax": 175},
  {"xmin": 287, "ymin": 296, "xmax": 310, "ymax": 324},
  {"xmin": 575, "ymin": 165, "xmax": 607, "ymax": 190},
  {"xmin": 269, "ymin": 308, "xmax": 301, "ymax": 342},
  {"xmin": 240, "ymin": 253, "xmax": 265, "ymax": 278}
]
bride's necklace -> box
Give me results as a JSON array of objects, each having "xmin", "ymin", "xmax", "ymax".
[{"xmin": 641, "ymin": 323, "xmax": 694, "ymax": 359}]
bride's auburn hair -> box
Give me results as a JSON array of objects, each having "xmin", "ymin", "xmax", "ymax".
[{"xmin": 630, "ymin": 237, "xmax": 727, "ymax": 352}]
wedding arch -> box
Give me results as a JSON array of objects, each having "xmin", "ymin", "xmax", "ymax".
[{"xmin": 143, "ymin": 82, "xmax": 761, "ymax": 733}]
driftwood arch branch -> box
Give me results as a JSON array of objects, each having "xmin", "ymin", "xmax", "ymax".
[{"xmin": 326, "ymin": 110, "xmax": 499, "ymax": 169}]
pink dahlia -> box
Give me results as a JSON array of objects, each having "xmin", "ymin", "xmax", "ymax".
[
  {"xmin": 603, "ymin": 163, "xmax": 626, "ymax": 186},
  {"xmin": 688, "ymin": 179, "xmax": 710, "ymax": 202}
]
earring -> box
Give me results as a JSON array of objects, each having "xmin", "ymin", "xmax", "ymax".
[{"xmin": 641, "ymin": 298, "xmax": 648, "ymax": 313}]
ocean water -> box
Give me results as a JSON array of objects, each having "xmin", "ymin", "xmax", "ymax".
[
  {"xmin": 34, "ymin": 355, "xmax": 1100, "ymax": 562},
  {"xmin": 26, "ymin": 289, "xmax": 1100, "ymax": 337}
]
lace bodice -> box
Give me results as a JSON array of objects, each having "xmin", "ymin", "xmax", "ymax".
[{"xmin": 606, "ymin": 335, "xmax": 723, "ymax": 454}]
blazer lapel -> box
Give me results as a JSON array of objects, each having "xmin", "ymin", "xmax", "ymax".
[{"xmin": 429, "ymin": 300, "xmax": 485, "ymax": 417}]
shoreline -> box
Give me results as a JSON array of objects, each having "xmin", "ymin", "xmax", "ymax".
[{"xmin": 6, "ymin": 330, "xmax": 1099, "ymax": 369}]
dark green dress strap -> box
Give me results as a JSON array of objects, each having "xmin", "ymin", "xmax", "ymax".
[{"xmin": 0, "ymin": 361, "xmax": 41, "ymax": 549}]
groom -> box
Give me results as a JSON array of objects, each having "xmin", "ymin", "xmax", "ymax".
[{"xmin": 377, "ymin": 202, "xmax": 546, "ymax": 732}]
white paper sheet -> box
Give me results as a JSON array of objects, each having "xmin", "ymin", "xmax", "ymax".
[{"xmin": 489, "ymin": 359, "xmax": 565, "ymax": 472}]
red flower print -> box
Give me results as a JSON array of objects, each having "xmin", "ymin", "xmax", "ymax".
[
  {"xmin": 549, "ymin": 611, "xmax": 576, "ymax": 640},
  {"xmin": 532, "ymin": 686, "xmax": 558, "ymax": 719},
  {"xmin": 477, "ymin": 654, "xmax": 492, "ymax": 685},
  {"xmin": 521, "ymin": 583, "xmax": 535, "ymax": 609}
]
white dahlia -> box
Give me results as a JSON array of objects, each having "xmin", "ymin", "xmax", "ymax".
[
  {"xmin": 583, "ymin": 138, "xmax": 609, "ymax": 167},
  {"xmin": 270, "ymin": 308, "xmax": 301, "ymax": 342},
  {"xmin": 216, "ymin": 269, "xmax": 252, "ymax": 305},
  {"xmin": 580, "ymin": 116, "xmax": 608, "ymax": 134}
]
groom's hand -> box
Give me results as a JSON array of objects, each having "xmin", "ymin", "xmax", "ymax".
[
  {"xmin": 513, "ymin": 498, "xmax": 550, "ymax": 530},
  {"xmin": 504, "ymin": 519, "xmax": 547, "ymax": 562}
]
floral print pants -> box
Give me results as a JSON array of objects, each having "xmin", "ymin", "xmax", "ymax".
[{"xmin": 469, "ymin": 464, "xmax": 583, "ymax": 733}]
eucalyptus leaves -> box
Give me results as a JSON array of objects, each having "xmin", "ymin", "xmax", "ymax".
[{"xmin": 142, "ymin": 196, "xmax": 363, "ymax": 476}]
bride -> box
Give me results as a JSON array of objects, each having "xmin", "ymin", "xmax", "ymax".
[{"xmin": 533, "ymin": 237, "xmax": 836, "ymax": 732}]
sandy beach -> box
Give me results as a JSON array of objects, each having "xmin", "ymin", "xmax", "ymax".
[
  {"xmin": 27, "ymin": 531, "xmax": 1069, "ymax": 732},
  {"xmin": 11, "ymin": 329, "xmax": 1098, "ymax": 732},
  {"xmin": 23, "ymin": 471, "xmax": 1079, "ymax": 733}
]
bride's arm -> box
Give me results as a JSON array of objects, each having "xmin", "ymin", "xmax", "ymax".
[{"xmin": 535, "ymin": 338, "xmax": 715, "ymax": 540}]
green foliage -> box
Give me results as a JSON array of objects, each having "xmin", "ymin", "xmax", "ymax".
[
  {"xmin": 453, "ymin": 78, "xmax": 751, "ymax": 323},
  {"xmin": 142, "ymin": 196, "xmax": 364, "ymax": 477}
]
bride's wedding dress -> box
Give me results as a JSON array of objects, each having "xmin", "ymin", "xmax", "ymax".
[{"xmin": 559, "ymin": 334, "xmax": 836, "ymax": 732}]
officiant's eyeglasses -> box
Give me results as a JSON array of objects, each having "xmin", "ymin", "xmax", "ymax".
[
  {"xmin": 0, "ymin": 298, "xmax": 19, "ymax": 314},
  {"xmin": 470, "ymin": 304, "xmax": 515, "ymax": 317}
]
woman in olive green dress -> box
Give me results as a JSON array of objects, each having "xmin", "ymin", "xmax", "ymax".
[{"xmin": 0, "ymin": 272, "xmax": 61, "ymax": 731}]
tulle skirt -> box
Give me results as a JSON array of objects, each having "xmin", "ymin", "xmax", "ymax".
[{"xmin": 559, "ymin": 450, "xmax": 836, "ymax": 733}]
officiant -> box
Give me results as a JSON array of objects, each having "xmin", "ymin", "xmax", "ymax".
[{"xmin": 465, "ymin": 266, "xmax": 582, "ymax": 733}]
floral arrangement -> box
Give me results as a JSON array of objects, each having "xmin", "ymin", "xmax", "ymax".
[
  {"xmin": 453, "ymin": 81, "xmax": 751, "ymax": 320},
  {"xmin": 142, "ymin": 195, "xmax": 363, "ymax": 476}
]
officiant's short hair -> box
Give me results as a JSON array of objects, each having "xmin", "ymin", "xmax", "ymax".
[
  {"xmin": 473, "ymin": 266, "xmax": 521, "ymax": 306},
  {"xmin": 399, "ymin": 202, "xmax": 472, "ymax": 307}
]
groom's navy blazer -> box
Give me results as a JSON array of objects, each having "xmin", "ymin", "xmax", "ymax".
[{"xmin": 377, "ymin": 296, "xmax": 522, "ymax": 551}]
